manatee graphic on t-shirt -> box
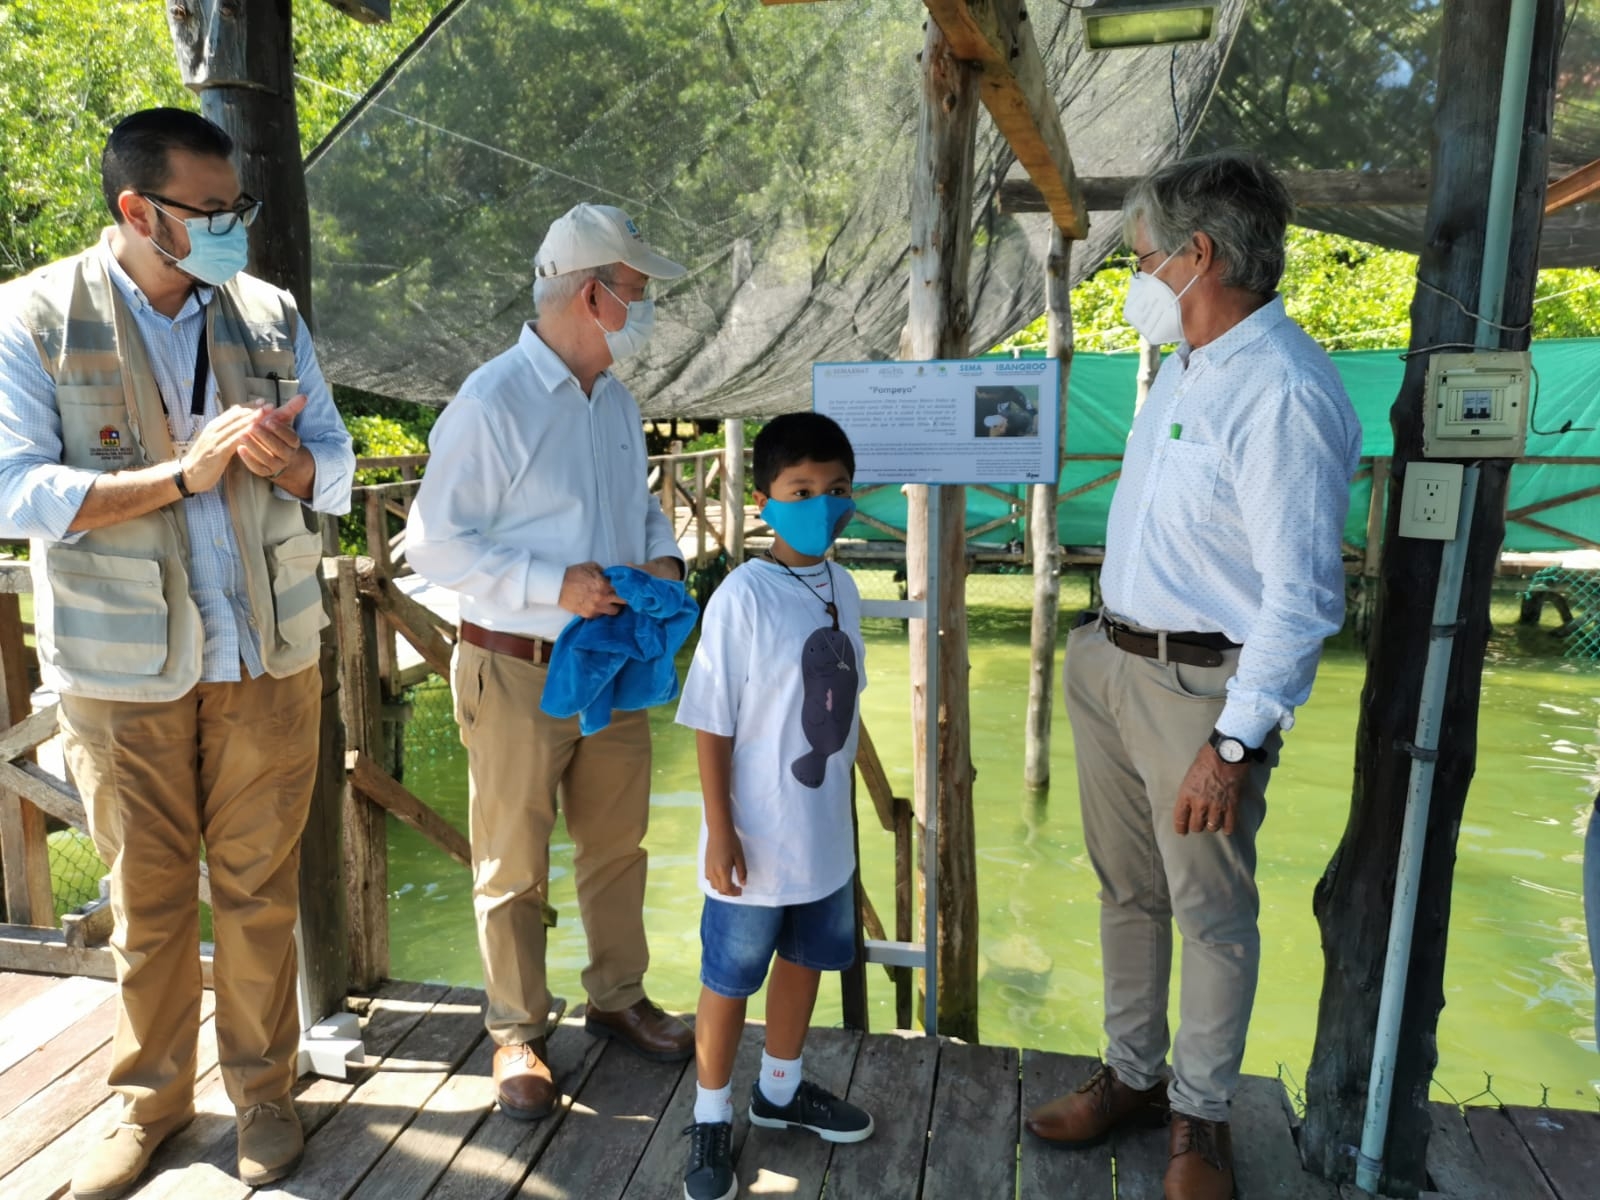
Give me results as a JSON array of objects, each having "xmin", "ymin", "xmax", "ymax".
[{"xmin": 790, "ymin": 627, "xmax": 859, "ymax": 789}]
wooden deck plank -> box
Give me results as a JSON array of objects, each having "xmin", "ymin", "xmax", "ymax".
[
  {"xmin": 1231, "ymin": 1075, "xmax": 1338, "ymax": 1199},
  {"xmin": 345, "ymin": 1036, "xmax": 497, "ymax": 1200},
  {"xmin": 0, "ymin": 1089, "xmax": 120, "ymax": 1199},
  {"xmin": 1018, "ymin": 1050, "xmax": 1109, "ymax": 1200},
  {"xmin": 1426, "ymin": 1102, "xmax": 1497, "ymax": 1200},
  {"xmin": 423, "ymin": 1024, "xmax": 608, "ymax": 1200},
  {"xmin": 255, "ymin": 986, "xmax": 486, "ymax": 1200},
  {"xmin": 920, "ymin": 1041, "xmax": 1020, "ymax": 1200},
  {"xmin": 0, "ymin": 991, "xmax": 116, "ymax": 1120},
  {"xmin": 732, "ymin": 1027, "xmax": 864, "ymax": 1200},
  {"xmin": 828, "ymin": 1030, "xmax": 940, "ymax": 1200},
  {"xmin": 1109, "ymin": 1105, "xmax": 1170, "ymax": 1200},
  {"xmin": 1504, "ymin": 1105, "xmax": 1600, "ymax": 1200},
  {"xmin": 130, "ymin": 980, "xmax": 446, "ymax": 1199},
  {"xmin": 517, "ymin": 1043, "xmax": 685, "ymax": 1199},
  {"xmin": 1462, "ymin": 1107, "xmax": 1560, "ymax": 1200},
  {"xmin": 0, "ymin": 973, "xmax": 115, "ymax": 1073},
  {"xmin": 0, "ymin": 991, "xmax": 214, "ymax": 1177},
  {"xmin": 0, "ymin": 968, "xmax": 59, "ymax": 1010},
  {"xmin": 619, "ymin": 1022, "xmax": 767, "ymax": 1200}
]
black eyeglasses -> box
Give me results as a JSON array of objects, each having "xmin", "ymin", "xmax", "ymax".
[{"xmin": 142, "ymin": 192, "xmax": 262, "ymax": 234}]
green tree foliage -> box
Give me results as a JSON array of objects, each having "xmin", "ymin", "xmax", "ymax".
[
  {"xmin": 0, "ymin": 1, "xmax": 189, "ymax": 275},
  {"xmin": 996, "ymin": 228, "xmax": 1600, "ymax": 355},
  {"xmin": 0, "ymin": 0, "xmax": 446, "ymax": 282}
]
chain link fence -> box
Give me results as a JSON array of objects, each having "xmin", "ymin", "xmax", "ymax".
[{"xmin": 1525, "ymin": 565, "xmax": 1600, "ymax": 660}]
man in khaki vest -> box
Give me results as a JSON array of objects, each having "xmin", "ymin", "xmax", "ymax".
[
  {"xmin": 0, "ymin": 108, "xmax": 354, "ymax": 1199},
  {"xmin": 406, "ymin": 203, "xmax": 693, "ymax": 1122}
]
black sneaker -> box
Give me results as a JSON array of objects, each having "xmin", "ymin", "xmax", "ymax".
[
  {"xmin": 682, "ymin": 1121, "xmax": 736, "ymax": 1200},
  {"xmin": 749, "ymin": 1080, "xmax": 874, "ymax": 1144}
]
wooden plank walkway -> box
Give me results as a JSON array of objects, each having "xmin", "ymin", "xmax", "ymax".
[{"xmin": 1, "ymin": 972, "xmax": 1595, "ymax": 1200}]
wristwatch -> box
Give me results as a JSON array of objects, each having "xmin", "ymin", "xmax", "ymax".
[{"xmin": 1208, "ymin": 728, "xmax": 1265, "ymax": 764}]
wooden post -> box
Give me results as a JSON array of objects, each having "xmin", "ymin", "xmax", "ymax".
[
  {"xmin": 1134, "ymin": 336, "xmax": 1161, "ymax": 416},
  {"xmin": 364, "ymin": 490, "xmax": 405, "ymax": 777},
  {"xmin": 906, "ymin": 16, "xmax": 980, "ymax": 1043},
  {"xmin": 167, "ymin": 1, "xmax": 348, "ymax": 1016},
  {"xmin": 0, "ymin": 595, "xmax": 51, "ymax": 926},
  {"xmin": 335, "ymin": 558, "xmax": 389, "ymax": 989},
  {"xmin": 1023, "ymin": 230, "xmax": 1073, "ymax": 790},
  {"xmin": 695, "ymin": 455, "xmax": 708, "ymax": 566},
  {"xmin": 1302, "ymin": 1, "xmax": 1563, "ymax": 1191},
  {"xmin": 841, "ymin": 777, "xmax": 869, "ymax": 1031},
  {"xmin": 168, "ymin": 1, "xmax": 313, "ymax": 320},
  {"xmin": 723, "ymin": 419, "xmax": 746, "ymax": 563},
  {"xmin": 661, "ymin": 440, "xmax": 681, "ymax": 527},
  {"xmin": 894, "ymin": 797, "xmax": 914, "ymax": 1030},
  {"xmin": 1364, "ymin": 458, "xmax": 1391, "ymax": 578}
]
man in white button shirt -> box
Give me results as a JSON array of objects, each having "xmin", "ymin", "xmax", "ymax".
[
  {"xmin": 1025, "ymin": 153, "xmax": 1361, "ymax": 1200},
  {"xmin": 405, "ymin": 204, "xmax": 693, "ymax": 1121}
]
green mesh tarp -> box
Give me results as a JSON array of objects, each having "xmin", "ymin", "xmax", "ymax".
[{"xmin": 845, "ymin": 339, "xmax": 1600, "ymax": 554}]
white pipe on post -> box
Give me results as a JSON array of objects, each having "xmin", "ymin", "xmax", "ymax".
[
  {"xmin": 923, "ymin": 485, "xmax": 941, "ymax": 1038},
  {"xmin": 1355, "ymin": 0, "xmax": 1538, "ymax": 1191}
]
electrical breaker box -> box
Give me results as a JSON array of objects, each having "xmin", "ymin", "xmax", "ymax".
[{"xmin": 1421, "ymin": 350, "xmax": 1530, "ymax": 459}]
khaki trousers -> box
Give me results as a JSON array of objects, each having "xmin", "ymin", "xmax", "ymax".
[
  {"xmin": 454, "ymin": 640, "xmax": 653, "ymax": 1045},
  {"xmin": 1065, "ymin": 618, "xmax": 1279, "ymax": 1123},
  {"xmin": 59, "ymin": 666, "xmax": 320, "ymax": 1125}
]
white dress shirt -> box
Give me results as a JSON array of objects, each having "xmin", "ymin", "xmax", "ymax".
[
  {"xmin": 0, "ymin": 239, "xmax": 354, "ymax": 682},
  {"xmin": 1100, "ymin": 296, "xmax": 1362, "ymax": 747},
  {"xmin": 405, "ymin": 324, "xmax": 682, "ymax": 641}
]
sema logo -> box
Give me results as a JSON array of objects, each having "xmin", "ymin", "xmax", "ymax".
[{"xmin": 958, "ymin": 363, "xmax": 985, "ymax": 375}]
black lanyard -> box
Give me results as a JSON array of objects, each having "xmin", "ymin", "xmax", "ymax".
[
  {"xmin": 764, "ymin": 552, "xmax": 839, "ymax": 630},
  {"xmin": 158, "ymin": 309, "xmax": 210, "ymax": 422}
]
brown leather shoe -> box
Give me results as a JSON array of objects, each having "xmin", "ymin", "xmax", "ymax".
[
  {"xmin": 1165, "ymin": 1112, "xmax": 1234, "ymax": 1200},
  {"xmin": 237, "ymin": 1094, "xmax": 303, "ymax": 1187},
  {"xmin": 583, "ymin": 996, "xmax": 693, "ymax": 1062},
  {"xmin": 494, "ymin": 1039, "xmax": 556, "ymax": 1121},
  {"xmin": 71, "ymin": 1108, "xmax": 195, "ymax": 1200},
  {"xmin": 1024, "ymin": 1062, "xmax": 1169, "ymax": 1145}
]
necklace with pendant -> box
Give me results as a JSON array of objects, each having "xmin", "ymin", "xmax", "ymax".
[{"xmin": 764, "ymin": 551, "xmax": 839, "ymax": 631}]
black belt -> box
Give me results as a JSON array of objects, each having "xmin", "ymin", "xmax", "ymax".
[{"xmin": 1100, "ymin": 616, "xmax": 1239, "ymax": 669}]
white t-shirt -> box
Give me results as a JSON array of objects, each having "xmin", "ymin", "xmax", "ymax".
[{"xmin": 675, "ymin": 558, "xmax": 866, "ymax": 906}]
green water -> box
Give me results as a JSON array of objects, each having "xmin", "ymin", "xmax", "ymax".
[{"xmin": 387, "ymin": 577, "xmax": 1600, "ymax": 1110}]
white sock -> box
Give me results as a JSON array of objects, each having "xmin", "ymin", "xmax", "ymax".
[
  {"xmin": 694, "ymin": 1082, "xmax": 734, "ymax": 1126},
  {"xmin": 760, "ymin": 1050, "xmax": 802, "ymax": 1107}
]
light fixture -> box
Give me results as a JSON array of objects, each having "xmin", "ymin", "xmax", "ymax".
[{"xmin": 1081, "ymin": 0, "xmax": 1218, "ymax": 52}]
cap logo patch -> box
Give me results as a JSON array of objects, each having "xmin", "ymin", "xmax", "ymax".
[{"xmin": 626, "ymin": 218, "xmax": 641, "ymax": 239}]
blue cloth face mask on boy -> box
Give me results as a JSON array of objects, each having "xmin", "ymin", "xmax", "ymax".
[{"xmin": 760, "ymin": 494, "xmax": 856, "ymax": 557}]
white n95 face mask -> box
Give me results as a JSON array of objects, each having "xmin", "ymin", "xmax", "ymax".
[
  {"xmin": 595, "ymin": 280, "xmax": 656, "ymax": 361},
  {"xmin": 1122, "ymin": 251, "xmax": 1198, "ymax": 346}
]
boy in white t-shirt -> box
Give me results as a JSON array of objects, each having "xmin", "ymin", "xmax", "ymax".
[{"xmin": 674, "ymin": 412, "xmax": 873, "ymax": 1200}]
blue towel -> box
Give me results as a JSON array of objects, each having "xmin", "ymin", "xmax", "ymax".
[{"xmin": 539, "ymin": 566, "xmax": 700, "ymax": 735}]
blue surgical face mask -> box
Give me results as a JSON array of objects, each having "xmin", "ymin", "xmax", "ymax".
[
  {"xmin": 595, "ymin": 280, "xmax": 656, "ymax": 361},
  {"xmin": 149, "ymin": 209, "xmax": 250, "ymax": 287},
  {"xmin": 760, "ymin": 494, "xmax": 856, "ymax": 557}
]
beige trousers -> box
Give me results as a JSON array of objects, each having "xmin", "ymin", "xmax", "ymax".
[
  {"xmin": 59, "ymin": 666, "xmax": 320, "ymax": 1125},
  {"xmin": 1065, "ymin": 618, "xmax": 1279, "ymax": 1123},
  {"xmin": 454, "ymin": 640, "xmax": 653, "ymax": 1046}
]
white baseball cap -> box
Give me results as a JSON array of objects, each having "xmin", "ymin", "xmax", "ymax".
[{"xmin": 533, "ymin": 203, "xmax": 685, "ymax": 280}]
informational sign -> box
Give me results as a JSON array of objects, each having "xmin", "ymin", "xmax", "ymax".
[{"xmin": 813, "ymin": 357, "xmax": 1060, "ymax": 485}]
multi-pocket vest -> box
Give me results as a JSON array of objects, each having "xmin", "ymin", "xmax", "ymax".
[{"xmin": 5, "ymin": 241, "xmax": 329, "ymax": 702}]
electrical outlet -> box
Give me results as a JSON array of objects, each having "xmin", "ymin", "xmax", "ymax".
[{"xmin": 1398, "ymin": 462, "xmax": 1464, "ymax": 540}]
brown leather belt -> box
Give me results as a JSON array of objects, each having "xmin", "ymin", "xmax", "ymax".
[
  {"xmin": 460, "ymin": 620, "xmax": 554, "ymax": 665},
  {"xmin": 1101, "ymin": 616, "xmax": 1239, "ymax": 669}
]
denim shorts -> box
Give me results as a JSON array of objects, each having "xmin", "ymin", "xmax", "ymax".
[{"xmin": 699, "ymin": 880, "xmax": 857, "ymax": 998}]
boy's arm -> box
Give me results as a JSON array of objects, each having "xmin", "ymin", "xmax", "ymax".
[{"xmin": 697, "ymin": 730, "xmax": 746, "ymax": 897}]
